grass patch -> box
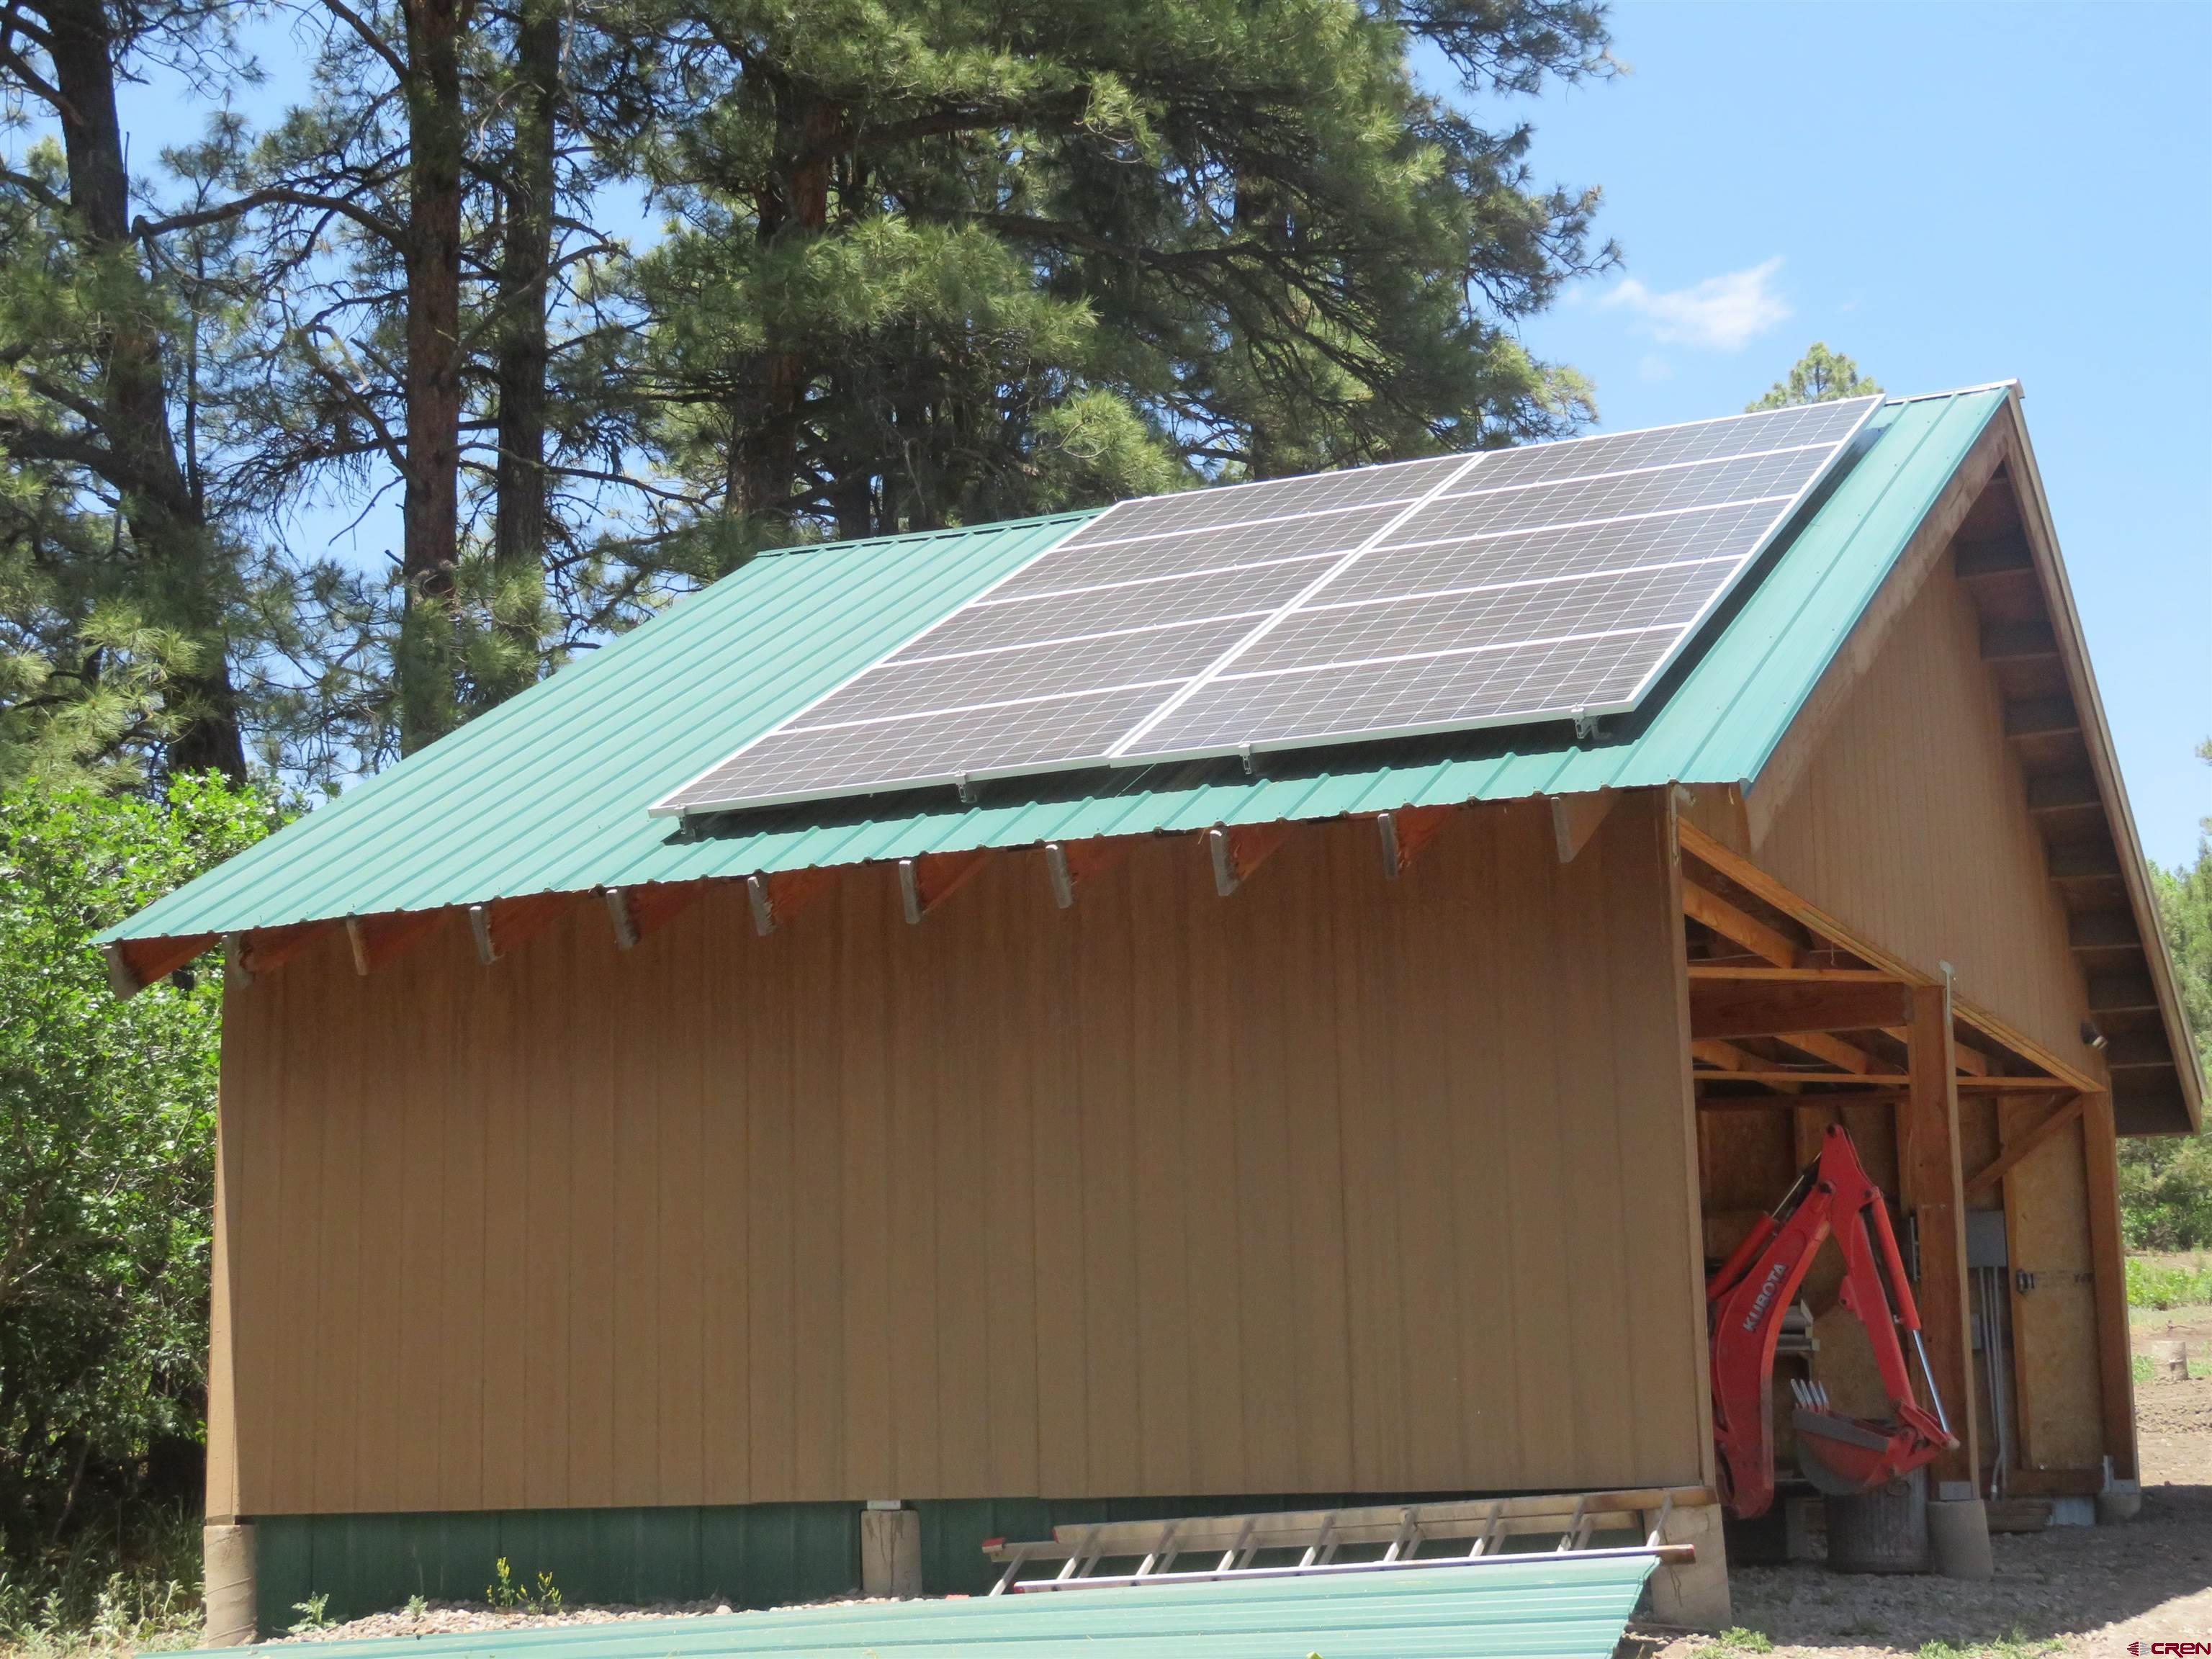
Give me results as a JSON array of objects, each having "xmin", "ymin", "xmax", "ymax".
[
  {"xmin": 0, "ymin": 1505, "xmax": 202, "ymax": 1659},
  {"xmin": 2126, "ymin": 1254, "xmax": 2212, "ymax": 1309},
  {"xmin": 1916, "ymin": 1634, "xmax": 2062, "ymax": 1659},
  {"xmin": 1693, "ymin": 1629, "xmax": 1775, "ymax": 1659}
]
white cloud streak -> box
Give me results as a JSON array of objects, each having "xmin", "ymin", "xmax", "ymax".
[{"xmin": 1599, "ymin": 256, "xmax": 1792, "ymax": 352}]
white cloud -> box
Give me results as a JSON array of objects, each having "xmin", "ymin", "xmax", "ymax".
[{"xmin": 1599, "ymin": 256, "xmax": 1792, "ymax": 353}]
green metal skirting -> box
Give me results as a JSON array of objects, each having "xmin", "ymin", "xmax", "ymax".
[
  {"xmin": 250, "ymin": 1493, "xmax": 1535, "ymax": 1633},
  {"xmin": 222, "ymin": 1552, "xmax": 1659, "ymax": 1659},
  {"xmin": 253, "ymin": 1506, "xmax": 863, "ymax": 1635}
]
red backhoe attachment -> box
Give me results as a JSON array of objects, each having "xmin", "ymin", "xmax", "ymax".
[{"xmin": 1706, "ymin": 1123, "xmax": 1957, "ymax": 1517}]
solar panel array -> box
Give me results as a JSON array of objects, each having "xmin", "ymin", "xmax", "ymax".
[{"xmin": 654, "ymin": 396, "xmax": 1881, "ymax": 816}]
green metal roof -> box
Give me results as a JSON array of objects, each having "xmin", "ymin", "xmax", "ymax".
[
  {"xmin": 109, "ymin": 387, "xmax": 2008, "ymax": 943},
  {"xmin": 213, "ymin": 1554, "xmax": 1659, "ymax": 1659}
]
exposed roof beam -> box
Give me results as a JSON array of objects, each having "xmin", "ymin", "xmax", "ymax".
[
  {"xmin": 106, "ymin": 931, "xmax": 217, "ymax": 996},
  {"xmin": 746, "ymin": 867, "xmax": 837, "ymax": 936},
  {"xmin": 1689, "ymin": 975, "xmax": 1915, "ymax": 1042},
  {"xmin": 1979, "ymin": 618, "xmax": 2059, "ymax": 661},
  {"xmin": 1954, "ymin": 534, "xmax": 2035, "ymax": 578},
  {"xmin": 1377, "ymin": 805, "xmax": 1456, "ymax": 880},
  {"xmin": 2026, "ymin": 770, "xmax": 2100, "ymax": 814},
  {"xmin": 2046, "ymin": 840, "xmax": 2122, "ymax": 880},
  {"xmin": 1775, "ymin": 1030, "xmax": 1879, "ymax": 1073},
  {"xmin": 2004, "ymin": 695, "xmax": 2081, "ymax": 739},
  {"xmin": 1208, "ymin": 822, "xmax": 1292, "ymax": 896},
  {"xmin": 1964, "ymin": 1094, "xmax": 2085, "ymax": 1200},
  {"xmin": 343, "ymin": 909, "xmax": 444, "ymax": 976},
  {"xmin": 1043, "ymin": 839, "xmax": 1132, "ymax": 908},
  {"xmin": 1550, "ymin": 791, "xmax": 1615, "ymax": 864},
  {"xmin": 899, "ymin": 850, "xmax": 989, "ymax": 924},
  {"xmin": 1683, "ymin": 880, "xmax": 1798, "ymax": 968},
  {"xmin": 2087, "ymin": 971, "xmax": 2160, "ymax": 1015}
]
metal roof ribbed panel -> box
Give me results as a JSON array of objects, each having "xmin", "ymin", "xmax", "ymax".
[
  {"xmin": 107, "ymin": 388, "xmax": 2008, "ymax": 943},
  {"xmin": 202, "ymin": 1553, "xmax": 1659, "ymax": 1659}
]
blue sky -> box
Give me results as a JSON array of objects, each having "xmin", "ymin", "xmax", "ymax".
[
  {"xmin": 1495, "ymin": 1, "xmax": 2211, "ymax": 866},
  {"xmin": 110, "ymin": 1, "xmax": 2209, "ymax": 863}
]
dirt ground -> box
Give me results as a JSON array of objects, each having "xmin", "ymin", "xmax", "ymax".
[{"xmin": 1629, "ymin": 1370, "xmax": 2212, "ymax": 1659}]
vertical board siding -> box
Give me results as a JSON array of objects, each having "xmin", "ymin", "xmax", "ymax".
[
  {"xmin": 1753, "ymin": 565, "xmax": 2092, "ymax": 1066},
  {"xmin": 221, "ymin": 793, "xmax": 1705, "ymax": 1516}
]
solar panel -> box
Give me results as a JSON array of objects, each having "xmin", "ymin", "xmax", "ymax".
[{"xmin": 653, "ymin": 397, "xmax": 1881, "ymax": 816}]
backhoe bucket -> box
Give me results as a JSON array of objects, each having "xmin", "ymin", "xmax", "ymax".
[{"xmin": 1792, "ymin": 1407, "xmax": 1943, "ymax": 1496}]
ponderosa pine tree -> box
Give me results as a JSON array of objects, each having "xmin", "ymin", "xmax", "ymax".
[
  {"xmin": 1748, "ymin": 341, "xmax": 1880, "ymax": 411},
  {"xmin": 616, "ymin": 0, "xmax": 1614, "ymax": 559},
  {"xmin": 0, "ymin": 0, "xmax": 256, "ymax": 781}
]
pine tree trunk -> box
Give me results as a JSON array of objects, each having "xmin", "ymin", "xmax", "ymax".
[
  {"xmin": 487, "ymin": 0, "xmax": 557, "ymax": 706},
  {"xmin": 41, "ymin": 0, "xmax": 247, "ymax": 781},
  {"xmin": 397, "ymin": 0, "xmax": 468, "ymax": 752},
  {"xmin": 727, "ymin": 92, "xmax": 838, "ymax": 536}
]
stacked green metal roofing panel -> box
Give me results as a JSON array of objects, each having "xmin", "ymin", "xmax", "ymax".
[
  {"xmin": 108, "ymin": 387, "xmax": 2006, "ymax": 943},
  {"xmin": 215, "ymin": 1554, "xmax": 1659, "ymax": 1659}
]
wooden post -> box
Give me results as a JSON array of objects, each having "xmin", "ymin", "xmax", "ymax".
[
  {"xmin": 2080, "ymin": 1089, "xmax": 2139, "ymax": 1482},
  {"xmin": 1900, "ymin": 979, "xmax": 1979, "ymax": 1485}
]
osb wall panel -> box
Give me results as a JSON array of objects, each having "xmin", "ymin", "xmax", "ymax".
[
  {"xmin": 1752, "ymin": 565, "xmax": 2093, "ymax": 1066},
  {"xmin": 2004, "ymin": 1101, "xmax": 2105, "ymax": 1470},
  {"xmin": 213, "ymin": 792, "xmax": 1708, "ymax": 1517}
]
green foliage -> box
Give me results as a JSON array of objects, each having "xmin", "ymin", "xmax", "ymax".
[
  {"xmin": 485, "ymin": 1558, "xmax": 562, "ymax": 1614},
  {"xmin": 2125, "ymin": 1254, "xmax": 2212, "ymax": 1309},
  {"xmin": 1915, "ymin": 1636, "xmax": 2060, "ymax": 1659},
  {"xmin": 2119, "ymin": 740, "xmax": 2212, "ymax": 1249},
  {"xmin": 0, "ymin": 1499, "xmax": 202, "ymax": 1658},
  {"xmin": 1748, "ymin": 342, "xmax": 1881, "ymax": 411},
  {"xmin": 1691, "ymin": 1628, "xmax": 1773, "ymax": 1659},
  {"xmin": 0, "ymin": 774, "xmax": 280, "ymax": 1581},
  {"xmin": 287, "ymin": 1593, "xmax": 336, "ymax": 1637}
]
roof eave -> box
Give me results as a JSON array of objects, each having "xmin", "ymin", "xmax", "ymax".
[{"xmin": 1995, "ymin": 395, "xmax": 2204, "ymax": 1134}]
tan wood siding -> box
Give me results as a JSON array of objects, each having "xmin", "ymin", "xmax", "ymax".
[
  {"xmin": 216, "ymin": 793, "xmax": 1706, "ymax": 1516},
  {"xmin": 1752, "ymin": 562, "xmax": 2095, "ymax": 1068}
]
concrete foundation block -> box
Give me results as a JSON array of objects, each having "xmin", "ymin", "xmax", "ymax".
[
  {"xmin": 1928, "ymin": 1496, "xmax": 1994, "ymax": 1581},
  {"xmin": 1643, "ymin": 1501, "xmax": 1731, "ymax": 1632},
  {"xmin": 203, "ymin": 1521, "xmax": 257, "ymax": 1647},
  {"xmin": 860, "ymin": 1507, "xmax": 922, "ymax": 1599},
  {"xmin": 2098, "ymin": 1479, "xmax": 2142, "ymax": 1524}
]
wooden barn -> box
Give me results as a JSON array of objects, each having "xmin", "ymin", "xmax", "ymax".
[{"xmin": 103, "ymin": 385, "xmax": 2198, "ymax": 1642}]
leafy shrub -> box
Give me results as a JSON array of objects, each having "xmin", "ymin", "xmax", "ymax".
[
  {"xmin": 2126, "ymin": 1254, "xmax": 2212, "ymax": 1310},
  {"xmin": 0, "ymin": 775, "xmax": 279, "ymax": 1639}
]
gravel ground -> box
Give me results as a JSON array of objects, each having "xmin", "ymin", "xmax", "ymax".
[
  {"xmin": 1628, "ymin": 1377, "xmax": 2212, "ymax": 1659},
  {"xmin": 279, "ymin": 1380, "xmax": 2212, "ymax": 1655}
]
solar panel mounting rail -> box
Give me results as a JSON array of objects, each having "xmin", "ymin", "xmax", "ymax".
[{"xmin": 653, "ymin": 395, "xmax": 1882, "ymax": 818}]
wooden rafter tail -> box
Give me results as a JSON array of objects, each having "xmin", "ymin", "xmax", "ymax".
[
  {"xmin": 1207, "ymin": 822, "xmax": 1292, "ymax": 896},
  {"xmin": 608, "ymin": 880, "xmax": 701, "ymax": 948},
  {"xmin": 1043, "ymin": 837, "xmax": 1130, "ymax": 909},
  {"xmin": 343, "ymin": 909, "xmax": 445, "ymax": 977},
  {"xmin": 107, "ymin": 932, "xmax": 219, "ymax": 997},
  {"xmin": 1550, "ymin": 789, "xmax": 1615, "ymax": 864},
  {"xmin": 1375, "ymin": 804, "xmax": 1456, "ymax": 880},
  {"xmin": 236, "ymin": 918, "xmax": 341, "ymax": 979},
  {"xmin": 101, "ymin": 942, "xmax": 142, "ymax": 999},
  {"xmin": 899, "ymin": 848, "xmax": 991, "ymax": 925},
  {"xmin": 470, "ymin": 891, "xmax": 577, "ymax": 965},
  {"xmin": 1683, "ymin": 878, "xmax": 1800, "ymax": 968},
  {"xmin": 745, "ymin": 866, "xmax": 838, "ymax": 937}
]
